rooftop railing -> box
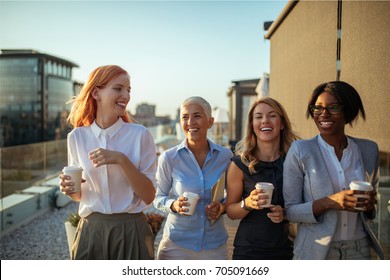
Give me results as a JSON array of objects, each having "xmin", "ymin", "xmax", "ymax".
[{"xmin": 1, "ymin": 139, "xmax": 67, "ymax": 199}]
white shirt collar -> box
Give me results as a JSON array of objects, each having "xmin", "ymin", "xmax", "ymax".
[{"xmin": 91, "ymin": 117, "xmax": 125, "ymax": 139}]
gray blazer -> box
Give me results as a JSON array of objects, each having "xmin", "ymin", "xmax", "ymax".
[{"xmin": 283, "ymin": 135, "xmax": 384, "ymax": 260}]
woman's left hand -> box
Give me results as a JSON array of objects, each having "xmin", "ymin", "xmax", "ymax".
[
  {"xmin": 89, "ymin": 148, "xmax": 121, "ymax": 167},
  {"xmin": 267, "ymin": 205, "xmax": 285, "ymax": 223},
  {"xmin": 206, "ymin": 201, "xmax": 224, "ymax": 220}
]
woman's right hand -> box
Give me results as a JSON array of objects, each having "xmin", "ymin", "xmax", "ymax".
[
  {"xmin": 59, "ymin": 174, "xmax": 85, "ymax": 196},
  {"xmin": 314, "ymin": 189, "xmax": 372, "ymax": 216},
  {"xmin": 328, "ymin": 189, "xmax": 362, "ymax": 211},
  {"xmin": 171, "ymin": 196, "xmax": 189, "ymax": 215}
]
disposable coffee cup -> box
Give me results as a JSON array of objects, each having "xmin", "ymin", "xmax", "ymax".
[
  {"xmin": 182, "ymin": 192, "xmax": 200, "ymax": 216},
  {"xmin": 255, "ymin": 182, "xmax": 274, "ymax": 208},
  {"xmin": 349, "ymin": 180, "xmax": 373, "ymax": 210},
  {"xmin": 62, "ymin": 166, "xmax": 83, "ymax": 193}
]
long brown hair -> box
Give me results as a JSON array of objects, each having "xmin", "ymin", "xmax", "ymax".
[
  {"xmin": 67, "ymin": 65, "xmax": 133, "ymax": 127},
  {"xmin": 235, "ymin": 97, "xmax": 299, "ymax": 173}
]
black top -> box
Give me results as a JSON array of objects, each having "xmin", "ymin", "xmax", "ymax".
[{"xmin": 231, "ymin": 155, "xmax": 293, "ymax": 260}]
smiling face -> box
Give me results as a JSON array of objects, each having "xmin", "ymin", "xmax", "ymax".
[
  {"xmin": 252, "ymin": 103, "xmax": 284, "ymax": 144},
  {"xmin": 313, "ymin": 91, "xmax": 346, "ymax": 138},
  {"xmin": 180, "ymin": 103, "xmax": 214, "ymax": 145},
  {"xmin": 93, "ymin": 74, "xmax": 131, "ymax": 126}
]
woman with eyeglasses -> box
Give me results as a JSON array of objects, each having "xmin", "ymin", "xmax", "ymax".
[{"xmin": 283, "ymin": 81, "xmax": 384, "ymax": 260}]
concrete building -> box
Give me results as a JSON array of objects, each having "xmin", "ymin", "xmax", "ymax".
[
  {"xmin": 265, "ymin": 0, "xmax": 390, "ymax": 258},
  {"xmin": 0, "ymin": 49, "xmax": 79, "ymax": 147},
  {"xmin": 133, "ymin": 102, "xmax": 171, "ymax": 127},
  {"xmin": 264, "ymin": 0, "xmax": 389, "ymax": 154},
  {"xmin": 226, "ymin": 78, "xmax": 259, "ymax": 144}
]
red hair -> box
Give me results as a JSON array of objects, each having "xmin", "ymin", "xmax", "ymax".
[{"xmin": 67, "ymin": 65, "xmax": 133, "ymax": 127}]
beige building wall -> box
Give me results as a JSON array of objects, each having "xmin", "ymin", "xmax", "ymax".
[
  {"xmin": 341, "ymin": 1, "xmax": 390, "ymax": 152},
  {"xmin": 266, "ymin": 0, "xmax": 390, "ymax": 153},
  {"xmin": 265, "ymin": 0, "xmax": 390, "ymax": 259}
]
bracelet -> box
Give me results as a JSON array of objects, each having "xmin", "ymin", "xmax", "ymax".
[
  {"xmin": 240, "ymin": 199, "xmax": 252, "ymax": 211},
  {"xmin": 218, "ymin": 202, "xmax": 226, "ymax": 215},
  {"xmin": 170, "ymin": 202, "xmax": 177, "ymax": 213}
]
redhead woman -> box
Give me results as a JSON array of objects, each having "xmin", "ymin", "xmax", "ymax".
[{"xmin": 59, "ymin": 65, "xmax": 156, "ymax": 260}]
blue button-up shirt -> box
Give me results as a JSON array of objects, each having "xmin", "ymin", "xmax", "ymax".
[{"xmin": 153, "ymin": 138, "xmax": 232, "ymax": 252}]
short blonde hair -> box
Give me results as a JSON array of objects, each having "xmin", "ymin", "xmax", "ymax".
[{"xmin": 180, "ymin": 96, "xmax": 212, "ymax": 119}]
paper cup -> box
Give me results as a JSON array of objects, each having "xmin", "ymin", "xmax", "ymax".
[
  {"xmin": 182, "ymin": 192, "xmax": 200, "ymax": 216},
  {"xmin": 349, "ymin": 180, "xmax": 373, "ymax": 210},
  {"xmin": 62, "ymin": 166, "xmax": 83, "ymax": 193},
  {"xmin": 255, "ymin": 182, "xmax": 274, "ymax": 208}
]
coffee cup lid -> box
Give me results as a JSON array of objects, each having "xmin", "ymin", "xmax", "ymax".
[
  {"xmin": 183, "ymin": 192, "xmax": 200, "ymax": 199},
  {"xmin": 349, "ymin": 180, "xmax": 373, "ymax": 191},
  {"xmin": 255, "ymin": 182, "xmax": 274, "ymax": 189},
  {"xmin": 63, "ymin": 165, "xmax": 83, "ymax": 172}
]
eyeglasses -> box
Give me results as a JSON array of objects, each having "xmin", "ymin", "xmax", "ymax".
[{"xmin": 309, "ymin": 104, "xmax": 344, "ymax": 115}]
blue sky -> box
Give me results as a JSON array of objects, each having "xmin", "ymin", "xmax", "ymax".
[{"xmin": 0, "ymin": 0, "xmax": 287, "ymax": 118}]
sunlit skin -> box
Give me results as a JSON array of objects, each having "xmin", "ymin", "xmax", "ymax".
[
  {"xmin": 226, "ymin": 103, "xmax": 285, "ymax": 222},
  {"xmin": 180, "ymin": 103, "xmax": 213, "ymax": 147},
  {"xmin": 253, "ymin": 103, "xmax": 284, "ymax": 148},
  {"xmin": 311, "ymin": 92, "xmax": 376, "ymax": 215},
  {"xmin": 93, "ymin": 74, "xmax": 131, "ymax": 129},
  {"xmin": 170, "ymin": 103, "xmax": 223, "ymax": 220},
  {"xmin": 59, "ymin": 74, "xmax": 156, "ymax": 204},
  {"xmin": 313, "ymin": 92, "xmax": 346, "ymax": 158}
]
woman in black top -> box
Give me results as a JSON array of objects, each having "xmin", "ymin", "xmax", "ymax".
[{"xmin": 226, "ymin": 97, "xmax": 299, "ymax": 260}]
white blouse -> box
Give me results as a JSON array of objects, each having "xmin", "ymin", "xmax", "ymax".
[
  {"xmin": 317, "ymin": 135, "xmax": 366, "ymax": 241},
  {"xmin": 67, "ymin": 118, "xmax": 157, "ymax": 217}
]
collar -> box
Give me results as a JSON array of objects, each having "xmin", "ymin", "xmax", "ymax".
[
  {"xmin": 317, "ymin": 134, "xmax": 351, "ymax": 152},
  {"xmin": 251, "ymin": 156, "xmax": 284, "ymax": 174},
  {"xmin": 174, "ymin": 138, "xmax": 221, "ymax": 157},
  {"xmin": 91, "ymin": 117, "xmax": 125, "ymax": 139}
]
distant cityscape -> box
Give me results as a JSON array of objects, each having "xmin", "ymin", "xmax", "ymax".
[
  {"xmin": 0, "ymin": 49, "xmax": 177, "ymax": 148},
  {"xmin": 0, "ymin": 49, "xmax": 263, "ymax": 148}
]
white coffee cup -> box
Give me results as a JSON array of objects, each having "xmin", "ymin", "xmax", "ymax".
[
  {"xmin": 182, "ymin": 192, "xmax": 200, "ymax": 216},
  {"xmin": 255, "ymin": 182, "xmax": 274, "ymax": 208},
  {"xmin": 349, "ymin": 180, "xmax": 373, "ymax": 210},
  {"xmin": 62, "ymin": 166, "xmax": 83, "ymax": 193}
]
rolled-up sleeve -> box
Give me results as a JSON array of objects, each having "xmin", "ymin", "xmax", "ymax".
[{"xmin": 153, "ymin": 152, "xmax": 175, "ymax": 214}]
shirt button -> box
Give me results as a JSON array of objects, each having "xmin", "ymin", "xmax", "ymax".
[{"xmin": 344, "ymin": 224, "xmax": 347, "ymax": 227}]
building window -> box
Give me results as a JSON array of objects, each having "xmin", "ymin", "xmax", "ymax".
[{"xmin": 47, "ymin": 61, "xmax": 52, "ymax": 74}]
